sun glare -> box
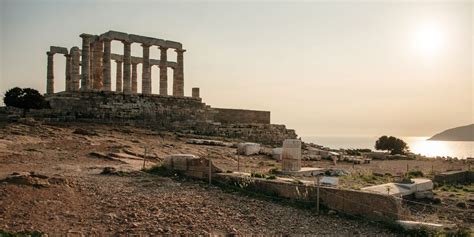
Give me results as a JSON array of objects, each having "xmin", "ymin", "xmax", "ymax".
[{"xmin": 413, "ymin": 24, "xmax": 445, "ymax": 56}]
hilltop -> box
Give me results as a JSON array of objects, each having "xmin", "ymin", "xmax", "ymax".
[{"xmin": 429, "ymin": 124, "xmax": 474, "ymax": 141}]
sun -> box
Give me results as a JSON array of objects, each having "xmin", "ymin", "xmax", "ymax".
[{"xmin": 413, "ymin": 24, "xmax": 445, "ymax": 56}]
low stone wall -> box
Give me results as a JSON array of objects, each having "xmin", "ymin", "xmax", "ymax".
[
  {"xmin": 434, "ymin": 170, "xmax": 474, "ymax": 184},
  {"xmin": 213, "ymin": 108, "xmax": 270, "ymax": 124},
  {"xmin": 184, "ymin": 123, "xmax": 297, "ymax": 145},
  {"xmin": 214, "ymin": 173, "xmax": 402, "ymax": 221}
]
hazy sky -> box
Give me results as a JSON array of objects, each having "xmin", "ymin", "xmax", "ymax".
[{"xmin": 0, "ymin": 0, "xmax": 472, "ymax": 137}]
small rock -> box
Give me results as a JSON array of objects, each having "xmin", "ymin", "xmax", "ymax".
[
  {"xmin": 73, "ymin": 128, "xmax": 97, "ymax": 136},
  {"xmin": 328, "ymin": 210, "xmax": 337, "ymax": 215}
]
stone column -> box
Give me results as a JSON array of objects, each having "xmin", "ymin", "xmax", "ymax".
[
  {"xmin": 46, "ymin": 52, "xmax": 55, "ymax": 94},
  {"xmin": 80, "ymin": 34, "xmax": 91, "ymax": 91},
  {"xmin": 175, "ymin": 49, "xmax": 186, "ymax": 96},
  {"xmin": 65, "ymin": 54, "xmax": 72, "ymax": 92},
  {"xmin": 92, "ymin": 40, "xmax": 103, "ymax": 90},
  {"xmin": 172, "ymin": 67, "xmax": 177, "ymax": 95},
  {"xmin": 192, "ymin": 88, "xmax": 200, "ymax": 98},
  {"xmin": 115, "ymin": 60, "xmax": 123, "ymax": 92},
  {"xmin": 70, "ymin": 47, "xmax": 81, "ymax": 92},
  {"xmin": 159, "ymin": 46, "xmax": 168, "ymax": 95},
  {"xmin": 102, "ymin": 39, "xmax": 112, "ymax": 91},
  {"xmin": 141, "ymin": 44, "xmax": 151, "ymax": 95},
  {"xmin": 131, "ymin": 63, "xmax": 138, "ymax": 93},
  {"xmin": 122, "ymin": 41, "xmax": 132, "ymax": 94}
]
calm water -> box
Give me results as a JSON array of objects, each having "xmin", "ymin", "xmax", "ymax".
[{"xmin": 301, "ymin": 136, "xmax": 474, "ymax": 159}]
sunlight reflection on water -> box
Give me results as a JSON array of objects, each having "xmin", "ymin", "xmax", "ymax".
[{"xmin": 302, "ymin": 136, "xmax": 474, "ymax": 159}]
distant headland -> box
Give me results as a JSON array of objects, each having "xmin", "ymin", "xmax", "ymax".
[{"xmin": 428, "ymin": 124, "xmax": 474, "ymax": 141}]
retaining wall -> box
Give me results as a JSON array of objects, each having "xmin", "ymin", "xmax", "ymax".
[
  {"xmin": 214, "ymin": 173, "xmax": 402, "ymax": 221},
  {"xmin": 213, "ymin": 108, "xmax": 270, "ymax": 124}
]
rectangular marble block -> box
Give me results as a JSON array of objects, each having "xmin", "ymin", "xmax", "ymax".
[{"xmin": 282, "ymin": 139, "xmax": 301, "ymax": 171}]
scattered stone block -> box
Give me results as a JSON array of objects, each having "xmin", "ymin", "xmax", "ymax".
[
  {"xmin": 414, "ymin": 190, "xmax": 434, "ymax": 199},
  {"xmin": 362, "ymin": 178, "xmax": 434, "ymax": 197},
  {"xmin": 163, "ymin": 154, "xmax": 221, "ymax": 179},
  {"xmin": 272, "ymin": 148, "xmax": 283, "ymax": 160},
  {"xmin": 320, "ymin": 176, "xmax": 339, "ymax": 186},
  {"xmin": 237, "ymin": 143, "xmax": 261, "ymax": 156}
]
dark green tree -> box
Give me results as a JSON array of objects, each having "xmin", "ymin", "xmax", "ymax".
[
  {"xmin": 375, "ymin": 135, "xmax": 408, "ymax": 155},
  {"xmin": 4, "ymin": 87, "xmax": 46, "ymax": 116}
]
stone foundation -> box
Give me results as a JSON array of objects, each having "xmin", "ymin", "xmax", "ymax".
[{"xmin": 17, "ymin": 92, "xmax": 296, "ymax": 145}]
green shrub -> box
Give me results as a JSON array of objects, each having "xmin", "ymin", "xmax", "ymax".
[
  {"xmin": 407, "ymin": 169, "xmax": 424, "ymax": 178},
  {"xmin": 251, "ymin": 172, "xmax": 266, "ymax": 179},
  {"xmin": 143, "ymin": 165, "xmax": 177, "ymax": 177},
  {"xmin": 266, "ymin": 174, "xmax": 277, "ymax": 180}
]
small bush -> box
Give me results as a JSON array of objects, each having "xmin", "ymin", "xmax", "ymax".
[
  {"xmin": 143, "ymin": 165, "xmax": 177, "ymax": 177},
  {"xmin": 4, "ymin": 87, "xmax": 47, "ymax": 112},
  {"xmin": 251, "ymin": 172, "xmax": 266, "ymax": 179},
  {"xmin": 269, "ymin": 168, "xmax": 280, "ymax": 174},
  {"xmin": 266, "ymin": 174, "xmax": 277, "ymax": 180},
  {"xmin": 407, "ymin": 169, "xmax": 424, "ymax": 178}
]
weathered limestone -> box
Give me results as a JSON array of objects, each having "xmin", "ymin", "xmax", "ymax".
[
  {"xmin": 70, "ymin": 47, "xmax": 81, "ymax": 92},
  {"xmin": 115, "ymin": 60, "xmax": 123, "ymax": 92},
  {"xmin": 159, "ymin": 46, "xmax": 168, "ymax": 95},
  {"xmin": 192, "ymin": 87, "xmax": 200, "ymax": 98},
  {"xmin": 175, "ymin": 49, "xmax": 185, "ymax": 96},
  {"xmin": 46, "ymin": 52, "xmax": 55, "ymax": 94},
  {"xmin": 141, "ymin": 44, "xmax": 151, "ymax": 95},
  {"xmin": 65, "ymin": 54, "xmax": 72, "ymax": 92},
  {"xmin": 282, "ymin": 139, "xmax": 302, "ymax": 172},
  {"xmin": 122, "ymin": 41, "xmax": 132, "ymax": 94},
  {"xmin": 131, "ymin": 63, "xmax": 138, "ymax": 93},
  {"xmin": 272, "ymin": 147, "xmax": 283, "ymax": 161},
  {"xmin": 102, "ymin": 39, "xmax": 112, "ymax": 91},
  {"xmin": 80, "ymin": 34, "xmax": 93, "ymax": 91},
  {"xmin": 50, "ymin": 46, "xmax": 68, "ymax": 55},
  {"xmin": 92, "ymin": 40, "xmax": 103, "ymax": 90},
  {"xmin": 237, "ymin": 143, "xmax": 261, "ymax": 156},
  {"xmin": 164, "ymin": 154, "xmax": 221, "ymax": 179}
]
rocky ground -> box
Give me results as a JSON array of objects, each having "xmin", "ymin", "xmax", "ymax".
[{"xmin": 0, "ymin": 120, "xmax": 401, "ymax": 235}]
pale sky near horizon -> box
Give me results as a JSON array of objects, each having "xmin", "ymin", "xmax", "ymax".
[{"xmin": 0, "ymin": 0, "xmax": 472, "ymax": 137}]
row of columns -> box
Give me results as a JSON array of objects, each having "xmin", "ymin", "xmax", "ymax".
[
  {"xmin": 112, "ymin": 60, "xmax": 179, "ymax": 94},
  {"xmin": 47, "ymin": 35, "xmax": 185, "ymax": 96},
  {"xmin": 79, "ymin": 35, "xmax": 185, "ymax": 96}
]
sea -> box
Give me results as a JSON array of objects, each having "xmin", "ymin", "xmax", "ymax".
[{"xmin": 301, "ymin": 136, "xmax": 474, "ymax": 159}]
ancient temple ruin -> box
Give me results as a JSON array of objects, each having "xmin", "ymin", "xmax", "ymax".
[
  {"xmin": 46, "ymin": 31, "xmax": 189, "ymax": 97},
  {"xmin": 41, "ymin": 31, "xmax": 296, "ymax": 145}
]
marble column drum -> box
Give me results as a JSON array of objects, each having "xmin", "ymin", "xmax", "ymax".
[
  {"xmin": 159, "ymin": 46, "xmax": 168, "ymax": 95},
  {"xmin": 46, "ymin": 52, "xmax": 55, "ymax": 94},
  {"xmin": 80, "ymin": 35, "xmax": 91, "ymax": 91},
  {"xmin": 175, "ymin": 49, "xmax": 186, "ymax": 96},
  {"xmin": 65, "ymin": 54, "xmax": 72, "ymax": 92},
  {"xmin": 115, "ymin": 61, "xmax": 123, "ymax": 92},
  {"xmin": 92, "ymin": 40, "xmax": 104, "ymax": 90},
  {"xmin": 122, "ymin": 41, "xmax": 132, "ymax": 94},
  {"xmin": 131, "ymin": 63, "xmax": 138, "ymax": 93},
  {"xmin": 141, "ymin": 44, "xmax": 151, "ymax": 95},
  {"xmin": 102, "ymin": 39, "xmax": 112, "ymax": 91},
  {"xmin": 70, "ymin": 47, "xmax": 81, "ymax": 92}
]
